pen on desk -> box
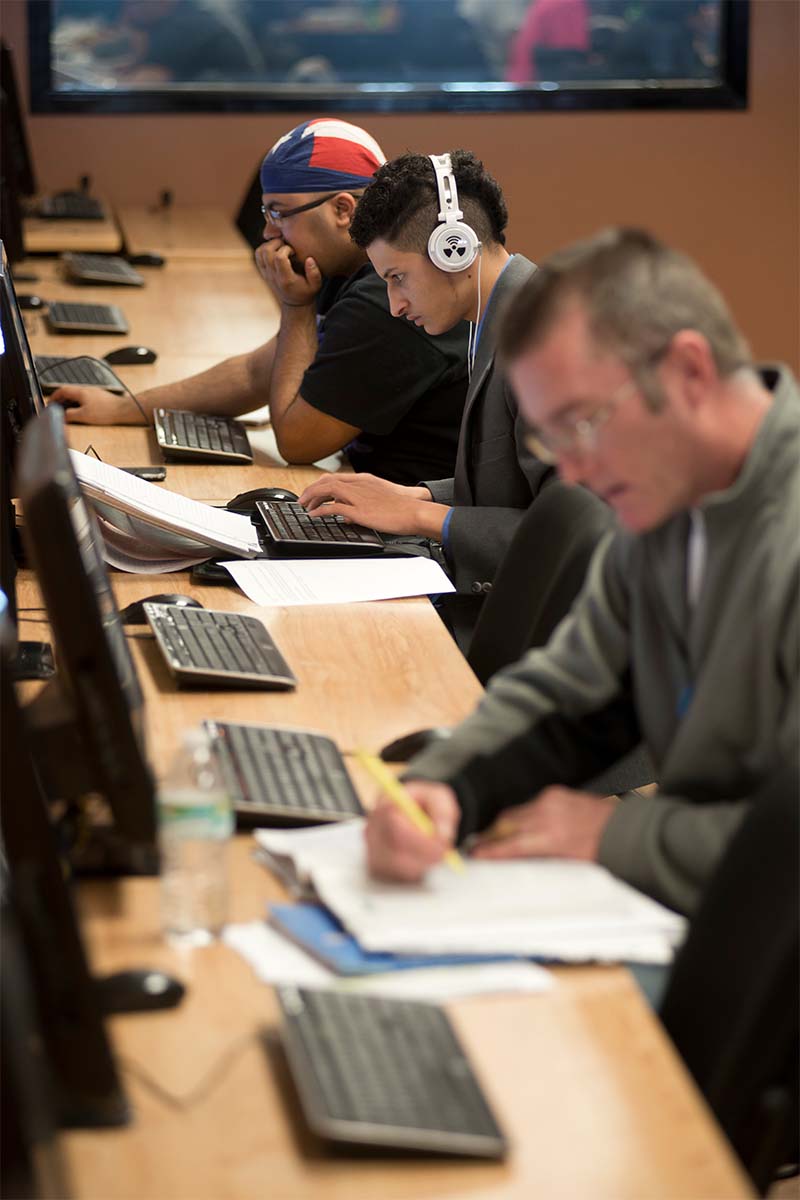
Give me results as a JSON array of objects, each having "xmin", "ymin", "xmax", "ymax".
[{"xmin": 354, "ymin": 750, "xmax": 464, "ymax": 874}]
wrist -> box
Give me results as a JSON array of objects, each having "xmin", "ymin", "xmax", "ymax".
[{"xmin": 411, "ymin": 502, "xmax": 450, "ymax": 540}]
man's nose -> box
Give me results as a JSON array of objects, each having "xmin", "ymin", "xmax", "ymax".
[{"xmin": 389, "ymin": 292, "xmax": 407, "ymax": 318}]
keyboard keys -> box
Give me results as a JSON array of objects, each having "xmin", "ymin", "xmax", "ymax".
[
  {"xmin": 204, "ymin": 721, "xmax": 363, "ymax": 826},
  {"xmin": 62, "ymin": 254, "xmax": 144, "ymax": 286},
  {"xmin": 46, "ymin": 302, "xmax": 128, "ymax": 334},
  {"xmin": 153, "ymin": 408, "xmax": 253, "ymax": 464},
  {"xmin": 35, "ymin": 355, "xmax": 124, "ymax": 393},
  {"xmin": 277, "ymin": 988, "xmax": 508, "ymax": 1157},
  {"xmin": 256, "ymin": 501, "xmax": 384, "ymax": 557},
  {"xmin": 143, "ymin": 604, "xmax": 295, "ymax": 689}
]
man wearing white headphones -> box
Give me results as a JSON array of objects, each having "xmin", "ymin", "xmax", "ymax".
[{"xmin": 299, "ymin": 149, "xmax": 564, "ymax": 647}]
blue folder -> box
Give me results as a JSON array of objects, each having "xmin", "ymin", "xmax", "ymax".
[{"xmin": 268, "ymin": 902, "xmax": 519, "ymax": 976}]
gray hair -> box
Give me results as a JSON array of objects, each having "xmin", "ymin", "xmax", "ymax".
[{"xmin": 499, "ymin": 228, "xmax": 751, "ymax": 410}]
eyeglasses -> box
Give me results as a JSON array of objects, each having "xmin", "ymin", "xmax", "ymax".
[
  {"xmin": 260, "ymin": 194, "xmax": 337, "ymax": 226},
  {"xmin": 523, "ymin": 346, "xmax": 671, "ymax": 465},
  {"xmin": 523, "ymin": 379, "xmax": 638, "ymax": 465}
]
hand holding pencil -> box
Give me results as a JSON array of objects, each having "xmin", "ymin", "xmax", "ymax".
[{"xmin": 357, "ymin": 751, "xmax": 464, "ymax": 883}]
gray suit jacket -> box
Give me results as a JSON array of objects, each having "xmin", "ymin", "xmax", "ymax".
[{"xmin": 424, "ymin": 254, "xmax": 553, "ymax": 596}]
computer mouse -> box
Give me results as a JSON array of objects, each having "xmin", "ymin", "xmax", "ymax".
[
  {"xmin": 226, "ymin": 486, "xmax": 299, "ymax": 514},
  {"xmin": 119, "ymin": 593, "xmax": 204, "ymax": 624},
  {"xmin": 104, "ymin": 346, "xmax": 158, "ymax": 366},
  {"xmin": 379, "ymin": 727, "xmax": 453, "ymax": 762},
  {"xmin": 127, "ymin": 252, "xmax": 166, "ymax": 267},
  {"xmin": 18, "ymin": 293, "xmax": 45, "ymax": 310},
  {"xmin": 97, "ymin": 968, "xmax": 186, "ymax": 1015}
]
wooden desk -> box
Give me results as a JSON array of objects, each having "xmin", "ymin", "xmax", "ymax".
[
  {"xmin": 118, "ymin": 206, "xmax": 254, "ymax": 262},
  {"xmin": 15, "ymin": 513, "xmax": 752, "ymax": 1200},
  {"xmin": 23, "ymin": 256, "xmax": 278, "ymax": 363},
  {"xmin": 50, "ymin": 838, "xmax": 750, "ymax": 1200},
  {"xmin": 23, "ymin": 199, "xmax": 123, "ymax": 255},
  {"xmin": 16, "ymin": 242, "xmax": 754, "ymax": 1197}
]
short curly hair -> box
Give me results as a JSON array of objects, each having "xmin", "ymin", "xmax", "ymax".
[{"xmin": 350, "ymin": 149, "xmax": 507, "ymax": 254}]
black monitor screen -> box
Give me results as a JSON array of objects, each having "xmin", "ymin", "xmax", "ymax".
[
  {"xmin": 17, "ymin": 404, "xmax": 156, "ymax": 849},
  {"xmin": 0, "ymin": 240, "xmax": 45, "ymax": 444},
  {"xmin": 0, "ymin": 40, "xmax": 36, "ymax": 196},
  {"xmin": 1, "ymin": 604, "xmax": 128, "ymax": 1131}
]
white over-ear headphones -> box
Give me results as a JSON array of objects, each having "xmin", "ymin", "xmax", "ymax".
[{"xmin": 427, "ymin": 152, "xmax": 481, "ymax": 273}]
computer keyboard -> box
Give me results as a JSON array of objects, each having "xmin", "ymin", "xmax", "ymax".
[
  {"xmin": 37, "ymin": 193, "xmax": 105, "ymax": 220},
  {"xmin": 276, "ymin": 987, "xmax": 509, "ymax": 1158},
  {"xmin": 204, "ymin": 721, "xmax": 363, "ymax": 826},
  {"xmin": 153, "ymin": 408, "xmax": 253, "ymax": 465},
  {"xmin": 62, "ymin": 253, "xmax": 144, "ymax": 287},
  {"xmin": 46, "ymin": 302, "xmax": 129, "ymax": 334},
  {"xmin": 35, "ymin": 355, "xmax": 125, "ymax": 394},
  {"xmin": 143, "ymin": 604, "xmax": 296, "ymax": 689},
  {"xmin": 256, "ymin": 500, "xmax": 384, "ymax": 556}
]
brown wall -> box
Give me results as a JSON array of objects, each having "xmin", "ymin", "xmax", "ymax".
[{"xmin": 3, "ymin": 0, "xmax": 798, "ymax": 368}]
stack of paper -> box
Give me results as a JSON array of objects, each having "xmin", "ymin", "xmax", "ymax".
[
  {"xmin": 70, "ymin": 450, "xmax": 261, "ymax": 570},
  {"xmin": 223, "ymin": 920, "xmax": 553, "ymax": 1002},
  {"xmin": 255, "ymin": 821, "xmax": 686, "ymax": 965}
]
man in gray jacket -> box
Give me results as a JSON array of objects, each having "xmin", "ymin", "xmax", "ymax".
[
  {"xmin": 298, "ymin": 149, "xmax": 561, "ymax": 646},
  {"xmin": 365, "ymin": 228, "xmax": 799, "ymax": 916}
]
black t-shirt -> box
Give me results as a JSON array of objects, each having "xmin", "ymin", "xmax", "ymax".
[{"xmin": 300, "ymin": 264, "xmax": 469, "ymax": 485}]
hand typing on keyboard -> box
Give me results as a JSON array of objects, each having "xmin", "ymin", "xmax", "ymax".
[
  {"xmin": 50, "ymin": 385, "xmax": 150, "ymax": 426},
  {"xmin": 299, "ymin": 473, "xmax": 449, "ymax": 539}
]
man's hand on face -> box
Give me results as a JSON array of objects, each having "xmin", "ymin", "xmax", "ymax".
[
  {"xmin": 298, "ymin": 474, "xmax": 434, "ymax": 535},
  {"xmin": 47, "ymin": 386, "xmax": 147, "ymax": 426},
  {"xmin": 255, "ymin": 239, "xmax": 322, "ymax": 309},
  {"xmin": 469, "ymin": 787, "xmax": 617, "ymax": 863},
  {"xmin": 365, "ymin": 782, "xmax": 462, "ymax": 883}
]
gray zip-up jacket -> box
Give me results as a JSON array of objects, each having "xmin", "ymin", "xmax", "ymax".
[{"xmin": 407, "ymin": 366, "xmax": 800, "ymax": 915}]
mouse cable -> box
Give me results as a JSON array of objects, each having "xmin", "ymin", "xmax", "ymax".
[
  {"xmin": 35, "ymin": 356, "xmax": 150, "ymax": 426},
  {"xmin": 118, "ymin": 1029, "xmax": 258, "ymax": 1112}
]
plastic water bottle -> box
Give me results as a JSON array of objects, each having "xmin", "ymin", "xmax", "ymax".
[{"xmin": 159, "ymin": 728, "xmax": 234, "ymax": 947}]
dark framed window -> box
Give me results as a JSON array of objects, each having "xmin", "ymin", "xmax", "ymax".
[{"xmin": 29, "ymin": 0, "xmax": 748, "ymax": 116}]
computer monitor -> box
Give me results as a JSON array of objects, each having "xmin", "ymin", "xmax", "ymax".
[
  {"xmin": 1, "ymin": 240, "xmax": 56, "ymax": 685},
  {"xmin": 17, "ymin": 404, "xmax": 157, "ymax": 868},
  {"xmin": 0, "ymin": 602, "xmax": 129, "ymax": 1131},
  {"xmin": 0, "ymin": 40, "xmax": 36, "ymax": 197},
  {"xmin": 0, "ymin": 239, "xmax": 46, "ymax": 441}
]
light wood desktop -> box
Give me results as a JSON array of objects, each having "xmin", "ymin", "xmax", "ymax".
[
  {"xmin": 23, "ymin": 198, "xmax": 123, "ymax": 254},
  {"xmin": 14, "ymin": 570, "xmax": 753, "ymax": 1199},
  {"xmin": 16, "ymin": 450, "xmax": 752, "ymax": 1200},
  {"xmin": 119, "ymin": 206, "xmax": 254, "ymax": 262},
  {"xmin": 18, "ymin": 246, "xmax": 754, "ymax": 1198},
  {"xmin": 22, "ymin": 255, "xmax": 279, "ymax": 363}
]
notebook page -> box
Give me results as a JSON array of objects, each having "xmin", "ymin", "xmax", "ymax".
[{"xmin": 70, "ymin": 450, "xmax": 260, "ymax": 555}]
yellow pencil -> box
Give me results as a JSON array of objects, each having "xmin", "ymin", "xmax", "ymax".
[{"xmin": 355, "ymin": 749, "xmax": 464, "ymax": 874}]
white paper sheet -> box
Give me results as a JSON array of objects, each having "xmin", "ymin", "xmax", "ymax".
[
  {"xmin": 310, "ymin": 858, "xmax": 686, "ymax": 964},
  {"xmin": 221, "ymin": 556, "xmax": 455, "ymax": 606},
  {"xmin": 223, "ymin": 921, "xmax": 553, "ymax": 1000},
  {"xmin": 70, "ymin": 449, "xmax": 261, "ymax": 557}
]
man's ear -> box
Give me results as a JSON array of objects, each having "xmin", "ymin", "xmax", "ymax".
[
  {"xmin": 333, "ymin": 191, "xmax": 359, "ymax": 227},
  {"xmin": 669, "ymin": 330, "xmax": 718, "ymax": 409}
]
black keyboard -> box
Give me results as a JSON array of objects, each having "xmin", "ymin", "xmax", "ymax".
[
  {"xmin": 143, "ymin": 604, "xmax": 296, "ymax": 689},
  {"xmin": 37, "ymin": 193, "xmax": 105, "ymax": 220},
  {"xmin": 256, "ymin": 500, "xmax": 384, "ymax": 556},
  {"xmin": 277, "ymin": 988, "xmax": 508, "ymax": 1158},
  {"xmin": 35, "ymin": 355, "xmax": 125, "ymax": 394},
  {"xmin": 46, "ymin": 301, "xmax": 129, "ymax": 334},
  {"xmin": 204, "ymin": 721, "xmax": 363, "ymax": 826},
  {"xmin": 62, "ymin": 253, "xmax": 144, "ymax": 287},
  {"xmin": 153, "ymin": 408, "xmax": 253, "ymax": 465}
]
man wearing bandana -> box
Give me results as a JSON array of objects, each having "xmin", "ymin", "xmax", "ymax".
[{"xmin": 51, "ymin": 120, "xmax": 469, "ymax": 486}]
